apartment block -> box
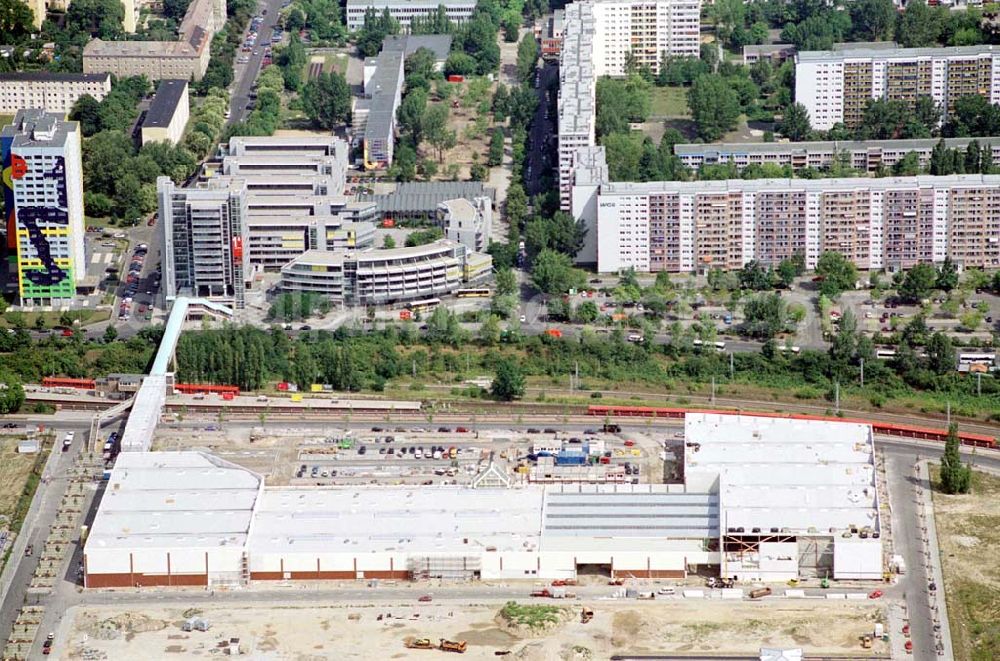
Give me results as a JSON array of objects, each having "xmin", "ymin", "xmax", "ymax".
[
  {"xmin": 140, "ymin": 80, "xmax": 189, "ymax": 146},
  {"xmin": 158, "ymin": 177, "xmax": 250, "ymax": 309},
  {"xmin": 1, "ymin": 110, "xmax": 85, "ymax": 305},
  {"xmin": 557, "ymin": 1, "xmax": 597, "ymax": 212},
  {"xmin": 83, "ymin": 0, "xmax": 226, "ymax": 81},
  {"xmin": 796, "ymin": 44, "xmax": 1000, "ymax": 130},
  {"xmin": 344, "ymin": 0, "xmax": 476, "ymax": 31},
  {"xmin": 279, "ymin": 240, "xmax": 492, "ymax": 305},
  {"xmin": 675, "ymin": 137, "xmax": 1000, "ymax": 173},
  {"xmin": 557, "ymin": 0, "xmax": 699, "ymax": 211},
  {"xmin": 0, "ymin": 72, "xmax": 111, "ymax": 115},
  {"xmin": 743, "ymin": 44, "xmax": 796, "ymax": 66},
  {"xmin": 590, "ymin": 0, "xmax": 701, "ymax": 76},
  {"xmin": 572, "ymin": 155, "xmax": 1000, "ymax": 272}
]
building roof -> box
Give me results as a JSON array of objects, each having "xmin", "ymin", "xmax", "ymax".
[
  {"xmin": 557, "ymin": 1, "xmax": 596, "ymax": 138},
  {"xmin": 86, "ymin": 451, "xmax": 262, "ymax": 550},
  {"xmin": 798, "ymin": 43, "xmax": 1000, "ymax": 62},
  {"xmin": 437, "ymin": 197, "xmax": 477, "ymax": 221},
  {"xmin": 364, "ymin": 181, "xmax": 494, "ymax": 214},
  {"xmin": 684, "ymin": 413, "xmax": 879, "ymax": 535},
  {"xmin": 543, "ymin": 488, "xmax": 719, "ymax": 538},
  {"xmin": 144, "ymin": 80, "xmax": 188, "ymax": 128},
  {"xmin": 250, "ymin": 486, "xmax": 543, "ymax": 555},
  {"xmin": 742, "ymin": 44, "xmax": 794, "ymax": 55},
  {"xmin": 347, "ymin": 0, "xmax": 474, "ymax": 6},
  {"xmin": 1, "ymin": 109, "xmax": 77, "ymax": 149},
  {"xmin": 382, "ymin": 34, "xmax": 453, "ymax": 62},
  {"xmin": 0, "ymin": 71, "xmax": 111, "ymax": 84},
  {"xmin": 599, "ymin": 174, "xmax": 1000, "ymax": 196},
  {"xmin": 674, "ymin": 137, "xmax": 1000, "ymax": 156},
  {"xmin": 363, "ymin": 48, "xmax": 404, "ymax": 150},
  {"xmin": 287, "ymin": 239, "xmax": 462, "ymax": 267},
  {"xmin": 84, "ymin": 38, "xmax": 201, "ymax": 59}
]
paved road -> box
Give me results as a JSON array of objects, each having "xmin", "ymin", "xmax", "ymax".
[
  {"xmin": 0, "ymin": 428, "xmax": 90, "ymax": 650},
  {"xmin": 525, "ymin": 60, "xmax": 558, "ymax": 198},
  {"xmin": 229, "ymin": 0, "xmax": 287, "ymax": 125}
]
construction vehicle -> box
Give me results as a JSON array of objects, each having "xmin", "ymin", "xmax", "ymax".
[
  {"xmin": 861, "ymin": 635, "xmax": 873, "ymax": 649},
  {"xmin": 181, "ymin": 617, "xmax": 211, "ymax": 632},
  {"xmin": 405, "ymin": 638, "xmax": 434, "ymax": 650},
  {"xmin": 819, "ymin": 577, "xmax": 830, "ymax": 589},
  {"xmin": 581, "ymin": 608, "xmax": 594, "ymax": 624},
  {"xmin": 439, "ymin": 639, "xmax": 468, "ymax": 653},
  {"xmin": 551, "ymin": 579, "xmax": 577, "ymax": 587},
  {"xmin": 749, "ymin": 587, "xmax": 773, "ymax": 599}
]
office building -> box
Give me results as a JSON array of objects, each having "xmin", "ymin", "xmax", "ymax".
[
  {"xmin": 674, "ymin": 137, "xmax": 1000, "ymax": 173},
  {"xmin": 362, "ymin": 181, "xmax": 495, "ymax": 220},
  {"xmin": 0, "ymin": 72, "xmax": 111, "ymax": 115},
  {"xmin": 140, "ymin": 80, "xmax": 189, "ymax": 146},
  {"xmin": 158, "ymin": 176, "xmax": 250, "ymax": 309},
  {"xmin": 743, "ymin": 44, "xmax": 796, "ymax": 66},
  {"xmin": 542, "ymin": 9, "xmax": 565, "ymax": 59},
  {"xmin": 247, "ymin": 216, "xmax": 375, "ymax": 270},
  {"xmin": 83, "ymin": 0, "xmax": 226, "ymax": 81},
  {"xmin": 357, "ymin": 42, "xmax": 405, "ymax": 169},
  {"xmin": 437, "ymin": 196, "xmax": 492, "ymax": 252},
  {"xmin": 796, "ymin": 44, "xmax": 1000, "ymax": 130},
  {"xmin": 279, "ymin": 240, "xmax": 492, "ymax": 305},
  {"xmin": 1, "ymin": 110, "xmax": 85, "ymax": 305},
  {"xmin": 572, "ymin": 153, "xmax": 1000, "ymax": 272},
  {"xmin": 345, "ymin": 0, "xmax": 476, "ymax": 31},
  {"xmin": 225, "ymin": 134, "xmax": 349, "ymax": 158}
]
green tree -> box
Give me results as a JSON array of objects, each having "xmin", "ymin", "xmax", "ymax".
[
  {"xmin": 516, "ymin": 32, "xmax": 539, "ymax": 83},
  {"xmin": 0, "ymin": 369, "xmax": 25, "ymax": 414},
  {"xmin": 739, "ymin": 260, "xmax": 774, "ymax": 291},
  {"xmin": 357, "ymin": 7, "xmax": 400, "ymax": 57},
  {"xmin": 741, "ymin": 292, "xmax": 788, "ymax": 340},
  {"xmin": 575, "ymin": 301, "xmax": 599, "ymax": 323},
  {"xmin": 778, "ymin": 102, "xmax": 812, "ymax": 142},
  {"xmin": 688, "ymin": 74, "xmax": 740, "ymax": 141},
  {"xmin": 896, "ymin": 0, "xmax": 943, "ymax": 49},
  {"xmin": 936, "ymin": 257, "xmax": 959, "ymax": 291},
  {"xmin": 103, "ymin": 325, "xmax": 118, "ymax": 343},
  {"xmin": 491, "ymin": 358, "xmax": 525, "ymax": 401},
  {"xmin": 925, "ymin": 331, "xmax": 955, "ymax": 375},
  {"xmin": 495, "ymin": 267, "xmax": 517, "ymax": 296},
  {"xmin": 70, "ymin": 95, "xmax": 103, "ymax": 137},
  {"xmin": 939, "ymin": 423, "xmax": 972, "ymax": 494},
  {"xmin": 530, "ymin": 249, "xmax": 587, "ymax": 295},
  {"xmin": 382, "ymin": 235, "xmax": 396, "ymax": 249},
  {"xmin": 422, "ymin": 104, "xmax": 456, "ymax": 162},
  {"xmin": 815, "ymin": 251, "xmax": 858, "ymax": 298},
  {"xmin": 301, "ymin": 71, "xmax": 351, "ymax": 129},
  {"xmin": 898, "ymin": 263, "xmax": 938, "ymax": 302},
  {"xmin": 66, "ymin": 0, "xmax": 125, "ymax": 38},
  {"xmin": 850, "ymin": 0, "xmax": 896, "ymax": 41},
  {"xmin": 0, "ymin": 0, "xmax": 33, "ymax": 39},
  {"xmin": 397, "ymin": 88, "xmax": 429, "ymax": 146},
  {"xmin": 479, "ymin": 314, "xmax": 501, "ymax": 345},
  {"xmin": 488, "ymin": 127, "xmax": 504, "ymax": 166},
  {"xmin": 776, "ymin": 259, "xmax": 798, "ymax": 288}
]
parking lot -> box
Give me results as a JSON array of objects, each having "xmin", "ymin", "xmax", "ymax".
[{"xmin": 151, "ymin": 423, "xmax": 670, "ymax": 488}]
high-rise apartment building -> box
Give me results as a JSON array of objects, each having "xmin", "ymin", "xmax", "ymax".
[
  {"xmin": 1, "ymin": 110, "xmax": 85, "ymax": 305},
  {"xmin": 158, "ymin": 177, "xmax": 250, "ymax": 309},
  {"xmin": 344, "ymin": 0, "xmax": 476, "ymax": 31},
  {"xmin": 557, "ymin": 0, "xmax": 700, "ymax": 210},
  {"xmin": 590, "ymin": 0, "xmax": 700, "ymax": 75},
  {"xmin": 572, "ymin": 158, "xmax": 1000, "ymax": 272},
  {"xmin": 796, "ymin": 44, "xmax": 1000, "ymax": 130}
]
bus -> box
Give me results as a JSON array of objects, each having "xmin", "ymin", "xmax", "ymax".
[
  {"xmin": 407, "ymin": 297, "xmax": 441, "ymax": 313},
  {"xmin": 875, "ymin": 348, "xmax": 897, "ymax": 360},
  {"xmin": 456, "ymin": 288, "xmax": 491, "ymax": 298},
  {"xmin": 713, "ymin": 341, "xmax": 726, "ymax": 352},
  {"xmin": 958, "ymin": 352, "xmax": 996, "ymax": 367}
]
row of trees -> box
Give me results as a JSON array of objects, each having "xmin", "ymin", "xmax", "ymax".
[
  {"xmin": 197, "ymin": 0, "xmax": 257, "ymax": 93},
  {"xmin": 227, "ymin": 66, "xmax": 285, "ymax": 137},
  {"xmin": 70, "ymin": 75, "xmax": 151, "ymax": 137}
]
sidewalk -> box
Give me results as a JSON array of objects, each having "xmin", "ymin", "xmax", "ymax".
[{"xmin": 915, "ymin": 460, "xmax": 953, "ymax": 659}]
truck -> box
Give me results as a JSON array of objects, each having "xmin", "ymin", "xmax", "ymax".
[
  {"xmin": 545, "ymin": 328, "xmax": 563, "ymax": 338},
  {"xmin": 603, "ymin": 423, "xmax": 621, "ymax": 433},
  {"xmin": 749, "ymin": 587, "xmax": 773, "ymax": 599},
  {"xmin": 439, "ymin": 639, "xmax": 467, "ymax": 653},
  {"xmin": 404, "ymin": 638, "xmax": 434, "ymax": 650}
]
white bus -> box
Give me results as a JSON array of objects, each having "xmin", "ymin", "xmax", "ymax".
[
  {"xmin": 407, "ymin": 297, "xmax": 441, "ymax": 313},
  {"xmin": 875, "ymin": 348, "xmax": 897, "ymax": 360},
  {"xmin": 958, "ymin": 352, "xmax": 996, "ymax": 367}
]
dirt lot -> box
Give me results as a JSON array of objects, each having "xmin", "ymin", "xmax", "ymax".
[
  {"xmin": 933, "ymin": 468, "xmax": 1000, "ymax": 661},
  {"xmin": 57, "ymin": 599, "xmax": 887, "ymax": 659},
  {"xmin": 0, "ymin": 436, "xmax": 41, "ymax": 518}
]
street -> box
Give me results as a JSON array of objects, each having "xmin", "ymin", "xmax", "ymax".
[
  {"xmin": 228, "ymin": 0, "xmax": 288, "ymax": 125},
  {"xmin": 526, "ymin": 60, "xmax": 558, "ymax": 198}
]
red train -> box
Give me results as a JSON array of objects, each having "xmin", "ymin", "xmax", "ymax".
[
  {"xmin": 42, "ymin": 377, "xmax": 96, "ymax": 390},
  {"xmin": 174, "ymin": 383, "xmax": 240, "ymax": 396},
  {"xmin": 587, "ymin": 405, "xmax": 998, "ymax": 449}
]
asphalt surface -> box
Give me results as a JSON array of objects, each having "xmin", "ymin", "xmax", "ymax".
[
  {"xmin": 229, "ymin": 0, "xmax": 287, "ymax": 125},
  {"xmin": 525, "ymin": 60, "xmax": 558, "ymax": 198},
  {"xmin": 0, "ymin": 426, "xmax": 91, "ymax": 651}
]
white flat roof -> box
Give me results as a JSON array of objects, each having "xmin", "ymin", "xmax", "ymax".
[
  {"xmin": 86, "ymin": 452, "xmax": 261, "ymax": 551},
  {"xmin": 684, "ymin": 414, "xmax": 880, "ymax": 535},
  {"xmin": 249, "ymin": 486, "xmax": 544, "ymax": 555}
]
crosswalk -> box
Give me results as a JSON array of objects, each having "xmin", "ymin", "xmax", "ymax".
[{"xmin": 89, "ymin": 252, "xmax": 115, "ymax": 264}]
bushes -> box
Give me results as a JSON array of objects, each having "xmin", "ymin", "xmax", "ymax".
[{"xmin": 227, "ymin": 67, "xmax": 284, "ymax": 137}]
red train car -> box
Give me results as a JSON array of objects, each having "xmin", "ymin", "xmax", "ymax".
[
  {"xmin": 42, "ymin": 377, "xmax": 96, "ymax": 390},
  {"xmin": 587, "ymin": 405, "xmax": 997, "ymax": 449},
  {"xmin": 174, "ymin": 383, "xmax": 240, "ymax": 396}
]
